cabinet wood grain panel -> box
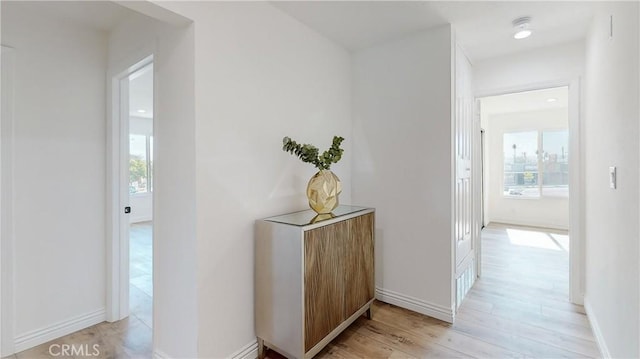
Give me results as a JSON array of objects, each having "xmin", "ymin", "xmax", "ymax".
[
  {"xmin": 256, "ymin": 207, "xmax": 375, "ymax": 359},
  {"xmin": 344, "ymin": 213, "xmax": 375, "ymax": 318},
  {"xmin": 304, "ymin": 221, "xmax": 347, "ymax": 351}
]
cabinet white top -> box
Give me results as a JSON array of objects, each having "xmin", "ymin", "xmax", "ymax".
[{"xmin": 262, "ymin": 205, "xmax": 372, "ymax": 228}]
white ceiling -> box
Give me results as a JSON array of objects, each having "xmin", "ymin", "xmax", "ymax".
[
  {"xmin": 15, "ymin": 1, "xmax": 597, "ymax": 63},
  {"xmin": 272, "ymin": 1, "xmax": 597, "ymax": 62},
  {"xmin": 432, "ymin": 1, "xmax": 596, "ymax": 61},
  {"xmin": 272, "ymin": 2, "xmax": 448, "ymax": 51}
]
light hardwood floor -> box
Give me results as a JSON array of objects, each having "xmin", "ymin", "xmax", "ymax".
[
  {"xmin": 129, "ymin": 222, "xmax": 153, "ymax": 330},
  {"xmin": 9, "ymin": 224, "xmax": 598, "ymax": 358},
  {"xmin": 268, "ymin": 223, "xmax": 599, "ymax": 359}
]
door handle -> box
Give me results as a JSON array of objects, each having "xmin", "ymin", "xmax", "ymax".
[{"xmin": 124, "ymin": 206, "xmax": 131, "ymax": 214}]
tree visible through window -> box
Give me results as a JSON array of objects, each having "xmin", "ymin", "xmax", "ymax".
[
  {"xmin": 129, "ymin": 134, "xmax": 153, "ymax": 194},
  {"xmin": 503, "ymin": 130, "xmax": 568, "ymax": 198}
]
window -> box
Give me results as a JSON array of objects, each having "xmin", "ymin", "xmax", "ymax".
[
  {"xmin": 503, "ymin": 130, "xmax": 568, "ymax": 198},
  {"xmin": 541, "ymin": 130, "xmax": 569, "ymax": 197},
  {"xmin": 129, "ymin": 134, "xmax": 153, "ymax": 194},
  {"xmin": 503, "ymin": 131, "xmax": 539, "ymax": 197}
]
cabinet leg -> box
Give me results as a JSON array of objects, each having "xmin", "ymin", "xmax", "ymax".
[
  {"xmin": 365, "ymin": 307, "xmax": 372, "ymax": 320},
  {"xmin": 257, "ymin": 338, "xmax": 265, "ymax": 359}
]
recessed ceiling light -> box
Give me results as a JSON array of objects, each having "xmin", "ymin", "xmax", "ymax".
[
  {"xmin": 137, "ymin": 109, "xmax": 147, "ymax": 113},
  {"xmin": 546, "ymin": 98, "xmax": 557, "ymax": 103},
  {"xmin": 513, "ymin": 17, "xmax": 532, "ymax": 40}
]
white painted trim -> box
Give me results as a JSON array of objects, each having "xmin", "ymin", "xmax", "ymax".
[
  {"xmin": 448, "ymin": 27, "xmax": 458, "ymax": 327},
  {"xmin": 584, "ymin": 297, "xmax": 611, "ymax": 359},
  {"xmin": 567, "ymin": 78, "xmax": 584, "ymax": 306},
  {"xmin": 475, "ymin": 80, "xmax": 573, "ymax": 99},
  {"xmin": 489, "ymin": 217, "xmax": 569, "ymax": 231},
  {"xmin": 375, "ymin": 287, "xmax": 454, "ymax": 323},
  {"xmin": 113, "ymin": 1, "xmax": 192, "ymax": 26},
  {"xmin": 229, "ymin": 340, "xmax": 258, "ymax": 359},
  {"xmin": 1, "ymin": 45, "xmax": 16, "ymax": 357},
  {"xmin": 154, "ymin": 349, "xmax": 171, "ymax": 359},
  {"xmin": 474, "ymin": 78, "xmax": 584, "ymax": 306},
  {"xmin": 106, "ymin": 50, "xmax": 154, "ymax": 323},
  {"xmin": 13, "ymin": 308, "xmax": 105, "ymax": 353}
]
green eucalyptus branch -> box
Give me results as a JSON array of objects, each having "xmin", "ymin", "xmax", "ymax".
[{"xmin": 282, "ymin": 136, "xmax": 345, "ymax": 171}]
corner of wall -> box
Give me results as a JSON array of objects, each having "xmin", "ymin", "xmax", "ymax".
[
  {"xmin": 375, "ymin": 287, "xmax": 454, "ymax": 324},
  {"xmin": 228, "ymin": 340, "xmax": 259, "ymax": 359},
  {"xmin": 583, "ymin": 296, "xmax": 611, "ymax": 359}
]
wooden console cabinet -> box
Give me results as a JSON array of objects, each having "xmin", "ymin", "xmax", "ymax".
[{"xmin": 255, "ymin": 206, "xmax": 375, "ymax": 359}]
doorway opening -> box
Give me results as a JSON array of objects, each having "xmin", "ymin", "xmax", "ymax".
[
  {"xmin": 127, "ymin": 62, "xmax": 154, "ymax": 330},
  {"xmin": 108, "ymin": 54, "xmax": 154, "ymax": 334},
  {"xmin": 480, "ymin": 87, "xmax": 570, "ymax": 229},
  {"xmin": 477, "ymin": 85, "xmax": 578, "ymax": 303}
]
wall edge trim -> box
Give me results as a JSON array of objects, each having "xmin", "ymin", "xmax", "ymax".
[
  {"xmin": 229, "ymin": 339, "xmax": 258, "ymax": 359},
  {"xmin": 375, "ymin": 287, "xmax": 454, "ymax": 323}
]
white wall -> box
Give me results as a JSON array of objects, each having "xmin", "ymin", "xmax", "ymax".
[
  {"xmin": 1, "ymin": 2, "xmax": 107, "ymax": 350},
  {"xmin": 474, "ymin": 41, "xmax": 585, "ymax": 96},
  {"xmin": 483, "ymin": 108, "xmax": 569, "ymax": 229},
  {"xmin": 149, "ymin": 2, "xmax": 352, "ymax": 357},
  {"xmin": 107, "ymin": 11, "xmax": 198, "ymax": 358},
  {"xmin": 583, "ymin": 2, "xmax": 639, "ymax": 358},
  {"xmin": 352, "ymin": 25, "xmax": 455, "ymax": 321}
]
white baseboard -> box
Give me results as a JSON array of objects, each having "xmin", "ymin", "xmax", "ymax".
[
  {"xmin": 229, "ymin": 340, "xmax": 258, "ymax": 359},
  {"xmin": 375, "ymin": 287, "xmax": 454, "ymax": 323},
  {"xmin": 584, "ymin": 297, "xmax": 611, "ymax": 359},
  {"xmin": 154, "ymin": 349, "xmax": 170, "ymax": 359},
  {"xmin": 570, "ymin": 291, "xmax": 584, "ymax": 306},
  {"xmin": 14, "ymin": 308, "xmax": 105, "ymax": 353},
  {"xmin": 489, "ymin": 219, "xmax": 569, "ymax": 231}
]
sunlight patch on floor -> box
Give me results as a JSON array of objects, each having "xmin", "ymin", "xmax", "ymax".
[
  {"xmin": 549, "ymin": 233, "xmax": 570, "ymax": 252},
  {"xmin": 506, "ymin": 228, "xmax": 567, "ymax": 251}
]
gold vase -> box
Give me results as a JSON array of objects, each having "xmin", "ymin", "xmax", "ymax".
[{"xmin": 306, "ymin": 170, "xmax": 342, "ymax": 214}]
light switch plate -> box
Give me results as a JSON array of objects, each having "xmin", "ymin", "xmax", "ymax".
[{"xmin": 609, "ymin": 166, "xmax": 617, "ymax": 189}]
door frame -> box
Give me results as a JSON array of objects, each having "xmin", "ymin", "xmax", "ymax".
[
  {"xmin": 106, "ymin": 52, "xmax": 154, "ymax": 322},
  {"xmin": 1, "ymin": 45, "xmax": 16, "ymax": 357},
  {"xmin": 474, "ymin": 78, "xmax": 584, "ymax": 305}
]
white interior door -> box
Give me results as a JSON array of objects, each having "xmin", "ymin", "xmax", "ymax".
[
  {"xmin": 455, "ymin": 47, "xmax": 474, "ymax": 269},
  {"xmin": 454, "ymin": 45, "xmax": 476, "ymax": 308}
]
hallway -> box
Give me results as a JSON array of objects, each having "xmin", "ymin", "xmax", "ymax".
[
  {"xmin": 270, "ymin": 224, "xmax": 599, "ymax": 358},
  {"xmin": 9, "ymin": 224, "xmax": 599, "ymax": 358}
]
